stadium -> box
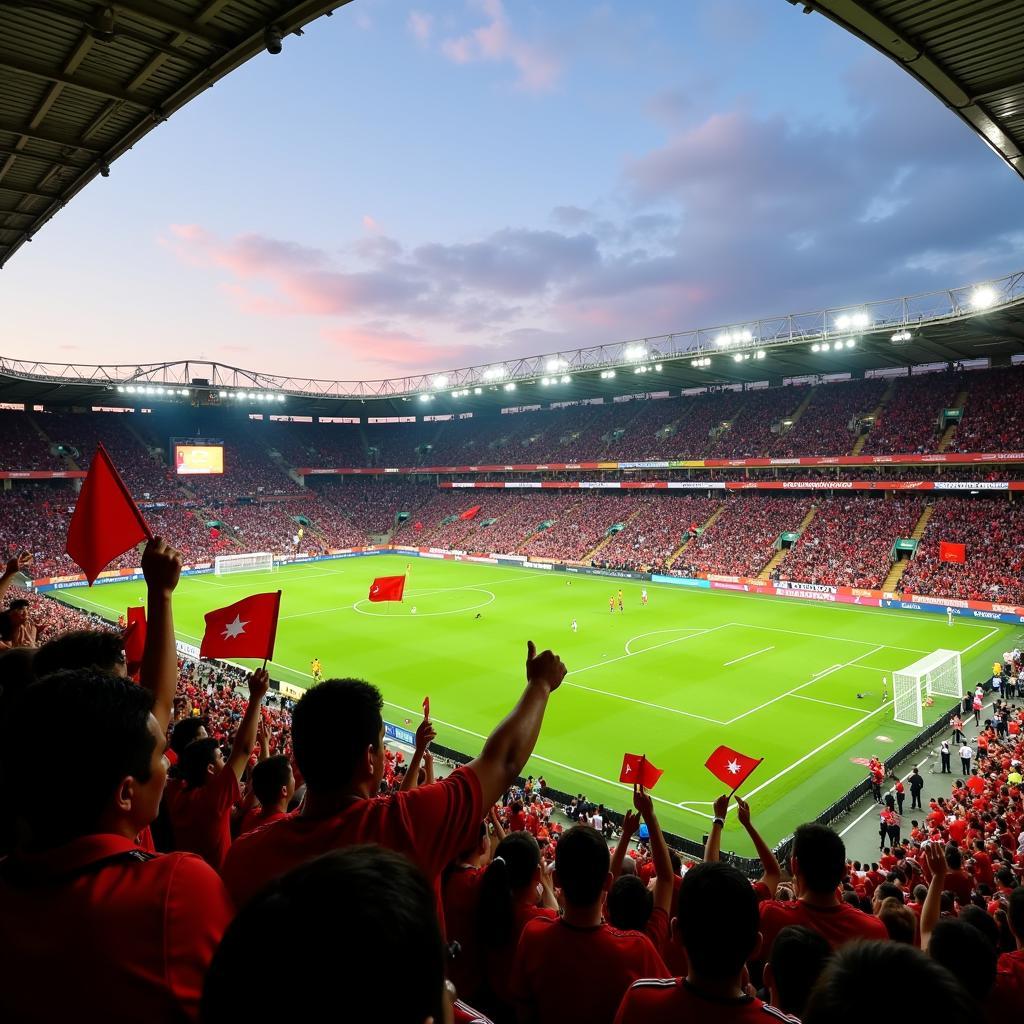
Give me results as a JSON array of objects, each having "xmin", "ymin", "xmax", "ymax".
[{"xmin": 2, "ymin": 2, "xmax": 1024, "ymax": 1022}]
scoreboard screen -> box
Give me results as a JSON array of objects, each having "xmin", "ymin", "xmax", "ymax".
[{"xmin": 174, "ymin": 443, "xmax": 224, "ymax": 475}]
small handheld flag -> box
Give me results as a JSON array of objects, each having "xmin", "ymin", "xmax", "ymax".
[
  {"xmin": 369, "ymin": 575, "xmax": 406, "ymax": 602},
  {"xmin": 66, "ymin": 443, "xmax": 152, "ymax": 585},
  {"xmin": 200, "ymin": 592, "xmax": 281, "ymax": 661},
  {"xmin": 619, "ymin": 753, "xmax": 664, "ymax": 789},
  {"xmin": 705, "ymin": 745, "xmax": 763, "ymax": 792},
  {"xmin": 423, "ymin": 696, "xmax": 430, "ymax": 719},
  {"xmin": 459, "ymin": 505, "xmax": 481, "ymax": 520}
]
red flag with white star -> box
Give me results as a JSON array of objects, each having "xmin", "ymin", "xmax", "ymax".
[
  {"xmin": 200, "ymin": 592, "xmax": 281, "ymax": 661},
  {"xmin": 705, "ymin": 745, "xmax": 763, "ymax": 791},
  {"xmin": 368, "ymin": 575, "xmax": 406, "ymax": 602}
]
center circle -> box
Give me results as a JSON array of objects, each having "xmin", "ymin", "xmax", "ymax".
[{"xmin": 352, "ymin": 587, "xmax": 496, "ymax": 618}]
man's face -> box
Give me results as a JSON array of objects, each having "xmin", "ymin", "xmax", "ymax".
[
  {"xmin": 10, "ymin": 605, "xmax": 27, "ymax": 626},
  {"xmin": 131, "ymin": 714, "xmax": 170, "ymax": 830}
]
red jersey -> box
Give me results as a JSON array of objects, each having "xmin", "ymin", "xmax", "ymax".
[
  {"xmin": 237, "ymin": 806, "xmax": 288, "ymax": 837},
  {"xmin": 444, "ymin": 865, "xmax": 485, "ymax": 1002},
  {"xmin": 454, "ymin": 999, "xmax": 495, "ymax": 1024},
  {"xmin": 943, "ymin": 868, "xmax": 973, "ymax": 904},
  {"xmin": 759, "ymin": 899, "xmax": 888, "ymax": 954},
  {"xmin": 223, "ymin": 765, "xmax": 482, "ymax": 916},
  {"xmin": 0, "ymin": 834, "xmax": 233, "ymax": 1024},
  {"xmin": 512, "ymin": 917, "xmax": 669, "ymax": 1024},
  {"xmin": 614, "ymin": 977, "xmax": 799, "ymax": 1024},
  {"xmin": 165, "ymin": 768, "xmax": 240, "ymax": 871}
]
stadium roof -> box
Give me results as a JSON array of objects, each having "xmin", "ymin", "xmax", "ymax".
[
  {"xmin": 2, "ymin": 271, "xmax": 1023, "ymax": 416},
  {"xmin": 797, "ymin": 0, "xmax": 1024, "ymax": 182},
  {"xmin": 0, "ymin": 0, "xmax": 351, "ymax": 267}
]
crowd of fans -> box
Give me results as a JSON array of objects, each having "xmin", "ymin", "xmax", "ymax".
[
  {"xmin": 597, "ymin": 495, "xmax": 721, "ymax": 572},
  {"xmin": 900, "ymin": 497, "xmax": 1024, "ymax": 604},
  {"xmin": 776, "ymin": 496, "xmax": 923, "ymax": 589},
  {"xmin": 2, "ymin": 543, "xmax": 1023, "ymax": 1022},
  {"xmin": 680, "ymin": 495, "xmax": 813, "ymax": 577},
  {"xmin": 861, "ymin": 373, "xmax": 960, "ymax": 455},
  {"xmin": 770, "ymin": 378, "xmax": 886, "ymax": 460},
  {"xmin": 949, "ymin": 367, "xmax": 1024, "ymax": 453}
]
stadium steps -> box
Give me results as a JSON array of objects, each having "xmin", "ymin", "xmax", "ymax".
[
  {"xmin": 882, "ymin": 503, "xmax": 936, "ymax": 591},
  {"xmin": 937, "ymin": 389, "xmax": 969, "ymax": 451},
  {"xmin": 666, "ymin": 503, "xmax": 727, "ymax": 566},
  {"xmin": 851, "ymin": 379, "xmax": 898, "ymax": 455},
  {"xmin": 757, "ymin": 504, "xmax": 818, "ymax": 580},
  {"xmin": 582, "ymin": 505, "xmax": 646, "ymax": 562},
  {"xmin": 783, "ymin": 386, "xmax": 817, "ymax": 432},
  {"xmin": 26, "ymin": 414, "xmax": 81, "ymax": 470}
]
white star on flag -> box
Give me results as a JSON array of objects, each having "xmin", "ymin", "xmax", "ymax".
[
  {"xmin": 371, "ymin": 585, "xmax": 378, "ymax": 595},
  {"xmin": 726, "ymin": 759, "xmax": 742, "ymax": 775},
  {"xmin": 221, "ymin": 614, "xmax": 249, "ymax": 640}
]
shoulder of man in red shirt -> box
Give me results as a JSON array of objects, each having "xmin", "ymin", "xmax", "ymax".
[
  {"xmin": 759, "ymin": 898, "xmax": 888, "ymax": 953},
  {"xmin": 513, "ymin": 917, "xmax": 669, "ymax": 1024},
  {"xmin": 166, "ymin": 766, "xmax": 241, "ymax": 871},
  {"xmin": 237, "ymin": 806, "xmax": 289, "ymax": 837},
  {"xmin": 613, "ymin": 977, "xmax": 800, "ymax": 1024},
  {"xmin": 0, "ymin": 835, "xmax": 233, "ymax": 1024},
  {"xmin": 223, "ymin": 765, "xmax": 482, "ymax": 909}
]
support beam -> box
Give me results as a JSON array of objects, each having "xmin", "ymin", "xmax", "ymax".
[
  {"xmin": 0, "ymin": 53, "xmax": 151, "ymax": 106},
  {"xmin": 0, "ymin": 117, "xmax": 100, "ymax": 153},
  {"xmin": 109, "ymin": 0, "xmax": 233, "ymax": 47}
]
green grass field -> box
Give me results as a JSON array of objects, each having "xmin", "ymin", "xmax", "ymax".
[{"xmin": 54, "ymin": 555, "xmax": 1018, "ymax": 855}]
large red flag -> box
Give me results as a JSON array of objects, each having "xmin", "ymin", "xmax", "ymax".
[
  {"xmin": 123, "ymin": 606, "xmax": 146, "ymax": 681},
  {"xmin": 619, "ymin": 753, "xmax": 664, "ymax": 789},
  {"xmin": 939, "ymin": 541, "xmax": 966, "ymax": 564},
  {"xmin": 705, "ymin": 745, "xmax": 763, "ymax": 791},
  {"xmin": 459, "ymin": 505, "xmax": 482, "ymax": 520},
  {"xmin": 66, "ymin": 443, "xmax": 151, "ymax": 585},
  {"xmin": 200, "ymin": 592, "xmax": 281, "ymax": 661},
  {"xmin": 368, "ymin": 575, "xmax": 406, "ymax": 602}
]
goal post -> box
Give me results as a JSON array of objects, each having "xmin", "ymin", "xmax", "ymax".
[
  {"xmin": 214, "ymin": 552, "xmax": 275, "ymax": 576},
  {"xmin": 892, "ymin": 649, "xmax": 963, "ymax": 727}
]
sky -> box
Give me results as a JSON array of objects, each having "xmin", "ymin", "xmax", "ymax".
[{"xmin": 4, "ymin": 0, "xmax": 1023, "ymax": 382}]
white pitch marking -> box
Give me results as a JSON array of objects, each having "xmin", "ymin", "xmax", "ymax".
[{"xmin": 723, "ymin": 645, "xmax": 774, "ymax": 667}]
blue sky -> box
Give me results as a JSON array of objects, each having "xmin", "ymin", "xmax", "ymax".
[{"xmin": 4, "ymin": 0, "xmax": 1022, "ymax": 380}]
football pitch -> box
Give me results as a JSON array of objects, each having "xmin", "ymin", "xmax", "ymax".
[{"xmin": 54, "ymin": 555, "xmax": 1018, "ymax": 854}]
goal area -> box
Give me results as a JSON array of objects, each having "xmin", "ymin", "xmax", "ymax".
[
  {"xmin": 214, "ymin": 552, "xmax": 274, "ymax": 576},
  {"xmin": 892, "ymin": 649, "xmax": 963, "ymax": 727}
]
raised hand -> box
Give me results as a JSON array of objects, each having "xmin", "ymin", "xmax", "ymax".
[{"xmin": 526, "ymin": 640, "xmax": 567, "ymax": 692}]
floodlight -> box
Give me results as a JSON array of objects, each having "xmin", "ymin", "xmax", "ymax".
[
  {"xmin": 756, "ymin": 350, "xmax": 766, "ymax": 359},
  {"xmin": 624, "ymin": 344, "xmax": 647, "ymax": 361},
  {"xmin": 811, "ymin": 344, "xmax": 820, "ymax": 353},
  {"xmin": 504, "ymin": 382, "xmax": 516, "ymax": 391},
  {"xmin": 971, "ymin": 286, "xmax": 997, "ymax": 309},
  {"xmin": 419, "ymin": 394, "xmax": 431, "ymax": 402},
  {"xmin": 473, "ymin": 387, "xmax": 482, "ymax": 395},
  {"xmin": 561, "ymin": 374, "xmax": 571, "ymax": 384},
  {"xmin": 845, "ymin": 338, "xmax": 856, "ymax": 349}
]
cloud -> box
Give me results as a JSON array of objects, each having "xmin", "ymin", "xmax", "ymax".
[
  {"xmin": 407, "ymin": 10, "xmax": 433, "ymax": 45},
  {"xmin": 437, "ymin": 0, "xmax": 561, "ymax": 94}
]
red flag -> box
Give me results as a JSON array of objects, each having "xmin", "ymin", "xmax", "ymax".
[
  {"xmin": 123, "ymin": 606, "xmax": 146, "ymax": 680},
  {"xmin": 414, "ymin": 521, "xmax": 424, "ymax": 531},
  {"xmin": 200, "ymin": 592, "xmax": 281, "ymax": 661},
  {"xmin": 939, "ymin": 541, "xmax": 966, "ymax": 564},
  {"xmin": 619, "ymin": 753, "xmax": 664, "ymax": 789},
  {"xmin": 423, "ymin": 696, "xmax": 430, "ymax": 719},
  {"xmin": 65, "ymin": 444, "xmax": 151, "ymax": 585},
  {"xmin": 368, "ymin": 575, "xmax": 406, "ymax": 602},
  {"xmin": 459, "ymin": 505, "xmax": 482, "ymax": 520},
  {"xmin": 705, "ymin": 745, "xmax": 763, "ymax": 791}
]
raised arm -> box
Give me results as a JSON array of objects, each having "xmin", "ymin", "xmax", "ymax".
[
  {"xmin": 736, "ymin": 796, "xmax": 780, "ymax": 898},
  {"xmin": 0, "ymin": 551, "xmax": 32, "ymax": 606},
  {"xmin": 634, "ymin": 785, "xmax": 674, "ymax": 915},
  {"xmin": 919, "ymin": 842, "xmax": 948, "ymax": 952},
  {"xmin": 611, "ymin": 808, "xmax": 641, "ymax": 880},
  {"xmin": 226, "ymin": 670, "xmax": 270, "ymax": 781},
  {"xmin": 400, "ymin": 717, "xmax": 437, "ymax": 793},
  {"xmin": 139, "ymin": 538, "xmax": 183, "ymax": 733},
  {"xmin": 467, "ymin": 641, "xmax": 566, "ymax": 808},
  {"xmin": 704, "ymin": 794, "xmax": 729, "ymax": 863}
]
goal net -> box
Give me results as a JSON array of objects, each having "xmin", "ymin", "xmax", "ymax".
[
  {"xmin": 214, "ymin": 552, "xmax": 275, "ymax": 576},
  {"xmin": 892, "ymin": 649, "xmax": 963, "ymax": 727}
]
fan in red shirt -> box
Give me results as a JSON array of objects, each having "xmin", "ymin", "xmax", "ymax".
[
  {"xmin": 759, "ymin": 823, "xmax": 888, "ymax": 958},
  {"xmin": 615, "ymin": 861, "xmax": 799, "ymax": 1024},
  {"xmin": 236, "ymin": 753, "xmax": 294, "ymax": 836},
  {"xmin": 223, "ymin": 641, "xmax": 567, "ymax": 916},
  {"xmin": 473, "ymin": 830, "xmax": 559, "ymax": 1018},
  {"xmin": 166, "ymin": 668, "xmax": 269, "ymax": 871},
  {"xmin": 201, "ymin": 844, "xmax": 494, "ymax": 1024},
  {"xmin": 512, "ymin": 825, "xmax": 669, "ymax": 1024},
  {"xmin": 0, "ymin": 666, "xmax": 233, "ymax": 1024}
]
